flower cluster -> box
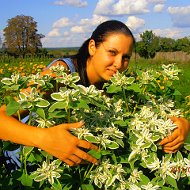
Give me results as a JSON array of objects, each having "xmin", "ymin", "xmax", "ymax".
[{"xmin": 1, "ymin": 63, "xmax": 190, "ymax": 190}]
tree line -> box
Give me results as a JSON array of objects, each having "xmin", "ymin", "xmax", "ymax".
[{"xmin": 1, "ymin": 15, "xmax": 190, "ymax": 59}]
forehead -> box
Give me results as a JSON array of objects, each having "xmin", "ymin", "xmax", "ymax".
[{"xmin": 103, "ymin": 33, "xmax": 134, "ymax": 52}]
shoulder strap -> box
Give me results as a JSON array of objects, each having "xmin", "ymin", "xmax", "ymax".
[{"xmin": 46, "ymin": 58, "xmax": 76, "ymax": 73}]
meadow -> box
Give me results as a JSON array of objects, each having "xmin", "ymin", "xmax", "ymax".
[
  {"xmin": 0, "ymin": 50, "xmax": 190, "ymax": 101},
  {"xmin": 0, "ymin": 50, "xmax": 190, "ymax": 189}
]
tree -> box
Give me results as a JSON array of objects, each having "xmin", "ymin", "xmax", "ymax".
[
  {"xmin": 3, "ymin": 15, "xmax": 44, "ymax": 57},
  {"xmin": 158, "ymin": 37, "xmax": 176, "ymax": 52},
  {"xmin": 175, "ymin": 37, "xmax": 190, "ymax": 53},
  {"xmin": 136, "ymin": 30, "xmax": 159, "ymax": 59}
]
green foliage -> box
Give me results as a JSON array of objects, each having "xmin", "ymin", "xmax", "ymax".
[
  {"xmin": 136, "ymin": 30, "xmax": 159, "ymax": 59},
  {"xmin": 0, "ymin": 63, "xmax": 190, "ymax": 189}
]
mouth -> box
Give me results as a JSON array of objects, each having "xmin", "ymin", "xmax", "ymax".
[{"xmin": 107, "ymin": 69, "xmax": 117, "ymax": 76}]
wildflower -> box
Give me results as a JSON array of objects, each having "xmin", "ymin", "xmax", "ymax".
[
  {"xmin": 128, "ymin": 169, "xmax": 142, "ymax": 183},
  {"xmin": 141, "ymin": 182, "xmax": 160, "ymax": 190},
  {"xmin": 30, "ymin": 159, "xmax": 63, "ymax": 185}
]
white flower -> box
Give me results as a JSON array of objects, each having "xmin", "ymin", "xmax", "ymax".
[
  {"xmin": 30, "ymin": 159, "xmax": 63, "ymax": 185},
  {"xmin": 129, "ymin": 184, "xmax": 141, "ymax": 190},
  {"xmin": 161, "ymin": 64, "xmax": 181, "ymax": 80},
  {"xmin": 128, "ymin": 169, "xmax": 142, "ymax": 183},
  {"xmin": 184, "ymin": 158, "xmax": 190, "ymax": 177},
  {"xmin": 141, "ymin": 182, "xmax": 160, "ymax": 190},
  {"xmin": 159, "ymin": 156, "xmax": 176, "ymax": 179},
  {"xmin": 71, "ymin": 127, "xmax": 93, "ymax": 139},
  {"xmin": 146, "ymin": 155, "xmax": 160, "ymax": 171},
  {"xmin": 36, "ymin": 118, "xmax": 55, "ymax": 128}
]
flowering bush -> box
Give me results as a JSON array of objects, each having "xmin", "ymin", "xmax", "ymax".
[{"xmin": 1, "ymin": 63, "xmax": 190, "ymax": 190}]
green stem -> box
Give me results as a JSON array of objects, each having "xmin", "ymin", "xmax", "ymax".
[
  {"xmin": 122, "ymin": 88, "xmax": 129, "ymax": 112},
  {"xmin": 132, "ymin": 85, "xmax": 147, "ymax": 115},
  {"xmin": 56, "ymin": 81, "xmax": 59, "ymax": 92},
  {"xmin": 83, "ymin": 163, "xmax": 95, "ymax": 181},
  {"xmin": 17, "ymin": 110, "xmax": 21, "ymax": 121}
]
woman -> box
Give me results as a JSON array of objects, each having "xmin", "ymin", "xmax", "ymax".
[{"xmin": 0, "ymin": 20, "xmax": 189, "ymax": 167}]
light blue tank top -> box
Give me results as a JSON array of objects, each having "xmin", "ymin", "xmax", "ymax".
[{"xmin": 46, "ymin": 58, "xmax": 76, "ymax": 73}]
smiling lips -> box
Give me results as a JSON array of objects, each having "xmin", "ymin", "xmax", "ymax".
[{"xmin": 107, "ymin": 68, "xmax": 117, "ymax": 76}]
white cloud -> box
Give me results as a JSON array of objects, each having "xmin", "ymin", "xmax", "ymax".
[
  {"xmin": 113, "ymin": 0, "xmax": 149, "ymax": 15},
  {"xmin": 168, "ymin": 6, "xmax": 190, "ymax": 27},
  {"xmin": 94, "ymin": 0, "xmax": 149, "ymax": 15},
  {"xmin": 94, "ymin": 0, "xmax": 115, "ymax": 15},
  {"xmin": 47, "ymin": 28, "xmax": 61, "ymax": 37},
  {"xmin": 52, "ymin": 17, "xmax": 71, "ymax": 28},
  {"xmin": 153, "ymin": 4, "xmax": 164, "ymax": 12},
  {"xmin": 80, "ymin": 14, "xmax": 108, "ymax": 26},
  {"xmin": 54, "ymin": 0, "xmax": 88, "ymax": 7},
  {"xmin": 126, "ymin": 16, "xmax": 145, "ymax": 32},
  {"xmin": 152, "ymin": 28, "xmax": 182, "ymax": 39},
  {"xmin": 70, "ymin": 26, "xmax": 84, "ymax": 33}
]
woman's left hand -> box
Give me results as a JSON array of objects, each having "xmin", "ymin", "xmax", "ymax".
[{"xmin": 159, "ymin": 116, "xmax": 190, "ymax": 153}]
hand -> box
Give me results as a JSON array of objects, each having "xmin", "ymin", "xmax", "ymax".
[
  {"xmin": 38, "ymin": 121, "xmax": 98, "ymax": 166},
  {"xmin": 159, "ymin": 116, "xmax": 190, "ymax": 153}
]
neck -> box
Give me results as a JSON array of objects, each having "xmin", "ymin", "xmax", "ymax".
[{"xmin": 86, "ymin": 59, "xmax": 104, "ymax": 89}]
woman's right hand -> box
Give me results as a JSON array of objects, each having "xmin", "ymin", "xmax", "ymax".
[{"xmin": 37, "ymin": 121, "xmax": 98, "ymax": 166}]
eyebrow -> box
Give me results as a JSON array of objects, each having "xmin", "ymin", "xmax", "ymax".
[{"xmin": 105, "ymin": 45, "xmax": 131, "ymax": 59}]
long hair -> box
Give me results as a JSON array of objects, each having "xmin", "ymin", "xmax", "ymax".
[{"xmin": 75, "ymin": 20, "xmax": 135, "ymax": 86}]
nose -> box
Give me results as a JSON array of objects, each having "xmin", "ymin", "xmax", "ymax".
[{"xmin": 113, "ymin": 56, "xmax": 122, "ymax": 70}]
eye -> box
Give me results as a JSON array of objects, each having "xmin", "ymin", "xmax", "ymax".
[{"xmin": 108, "ymin": 50, "xmax": 117, "ymax": 56}]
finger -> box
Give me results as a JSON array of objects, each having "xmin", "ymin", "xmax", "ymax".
[
  {"xmin": 62, "ymin": 159, "xmax": 75, "ymax": 166},
  {"xmin": 63, "ymin": 121, "xmax": 85, "ymax": 130},
  {"xmin": 69, "ymin": 155, "xmax": 82, "ymax": 165},
  {"xmin": 162, "ymin": 136, "xmax": 183, "ymax": 148},
  {"xmin": 78, "ymin": 139, "xmax": 98, "ymax": 151},
  {"xmin": 159, "ymin": 130, "xmax": 179, "ymax": 146},
  {"xmin": 75, "ymin": 149, "xmax": 98, "ymax": 165},
  {"xmin": 163, "ymin": 142, "xmax": 183, "ymax": 153},
  {"xmin": 169, "ymin": 116, "xmax": 178, "ymax": 123}
]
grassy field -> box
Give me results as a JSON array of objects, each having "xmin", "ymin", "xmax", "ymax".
[{"xmin": 129, "ymin": 55, "xmax": 190, "ymax": 97}]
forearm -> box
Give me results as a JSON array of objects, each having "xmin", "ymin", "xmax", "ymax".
[{"xmin": 0, "ymin": 105, "xmax": 41, "ymax": 147}]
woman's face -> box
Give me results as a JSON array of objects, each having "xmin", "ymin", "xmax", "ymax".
[{"xmin": 87, "ymin": 33, "xmax": 134, "ymax": 85}]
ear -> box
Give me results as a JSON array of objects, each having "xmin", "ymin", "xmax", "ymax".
[{"xmin": 88, "ymin": 39, "xmax": 96, "ymax": 56}]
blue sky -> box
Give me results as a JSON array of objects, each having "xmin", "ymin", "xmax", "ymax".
[{"xmin": 1, "ymin": 0, "xmax": 190, "ymax": 47}]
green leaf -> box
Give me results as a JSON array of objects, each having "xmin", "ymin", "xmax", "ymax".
[
  {"xmin": 1, "ymin": 78, "xmax": 13, "ymax": 85},
  {"xmin": 6, "ymin": 99, "xmax": 20, "ymax": 116},
  {"xmin": 106, "ymin": 85, "xmax": 122, "ymax": 93},
  {"xmin": 36, "ymin": 108, "xmax": 46, "ymax": 119},
  {"xmin": 20, "ymin": 172, "xmax": 33, "ymax": 187},
  {"xmin": 184, "ymin": 143, "xmax": 190, "ymax": 151},
  {"xmin": 106, "ymin": 141, "xmax": 119, "ymax": 149},
  {"xmin": 139, "ymin": 174, "xmax": 150, "ymax": 185},
  {"xmin": 166, "ymin": 175, "xmax": 178, "ymax": 189},
  {"xmin": 127, "ymin": 84, "xmax": 141, "ymax": 92},
  {"xmin": 36, "ymin": 98, "xmax": 50, "ymax": 107},
  {"xmin": 176, "ymin": 151, "xmax": 183, "ymax": 160},
  {"xmin": 88, "ymin": 149, "xmax": 101, "ymax": 159},
  {"xmin": 173, "ymin": 89, "xmax": 182, "ymax": 96},
  {"xmin": 77, "ymin": 99, "xmax": 89, "ymax": 109},
  {"xmin": 114, "ymin": 120, "xmax": 126, "ymax": 126},
  {"xmin": 84, "ymin": 136, "xmax": 98, "ymax": 143},
  {"xmin": 48, "ymin": 101, "xmax": 67, "ymax": 112},
  {"xmin": 51, "ymin": 93, "xmax": 64, "ymax": 101},
  {"xmin": 23, "ymin": 146, "xmax": 34, "ymax": 157},
  {"xmin": 81, "ymin": 184, "xmax": 94, "ymax": 190}
]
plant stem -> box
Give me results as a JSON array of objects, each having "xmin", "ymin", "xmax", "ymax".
[{"xmin": 122, "ymin": 88, "xmax": 129, "ymax": 112}]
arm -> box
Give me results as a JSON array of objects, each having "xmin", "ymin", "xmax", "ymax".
[
  {"xmin": 0, "ymin": 103, "xmax": 98, "ymax": 167},
  {"xmin": 159, "ymin": 116, "xmax": 190, "ymax": 153}
]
